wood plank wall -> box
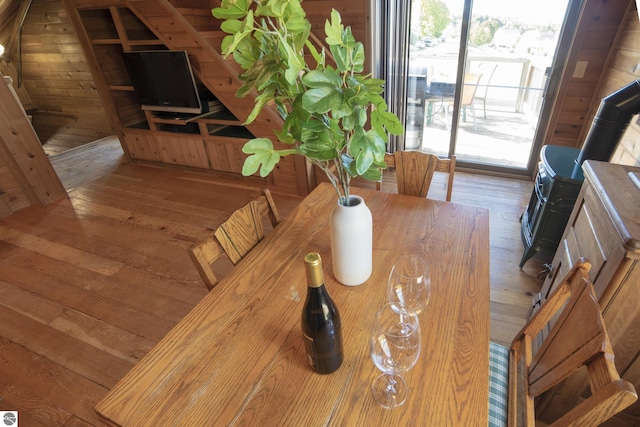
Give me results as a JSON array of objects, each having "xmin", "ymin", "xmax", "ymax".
[
  {"xmin": 2, "ymin": 0, "xmax": 112, "ymax": 155},
  {"xmin": 0, "ymin": 75, "xmax": 67, "ymax": 217},
  {"xmin": 542, "ymin": 0, "xmax": 640, "ymax": 167},
  {"xmin": 543, "ymin": 0, "xmax": 631, "ymax": 150},
  {"xmin": 597, "ymin": 3, "xmax": 640, "ymax": 166}
]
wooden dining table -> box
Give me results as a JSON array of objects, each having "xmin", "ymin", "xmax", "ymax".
[{"xmin": 95, "ymin": 183, "xmax": 491, "ymax": 426}]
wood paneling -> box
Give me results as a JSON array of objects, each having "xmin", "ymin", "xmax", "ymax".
[
  {"xmin": 601, "ymin": 3, "xmax": 640, "ymax": 167},
  {"xmin": 0, "ymin": 75, "xmax": 66, "ymax": 218},
  {"xmin": 544, "ymin": 0, "xmax": 640, "ymax": 167},
  {"xmin": 543, "ymin": 0, "xmax": 631, "ymax": 151},
  {"xmin": 8, "ymin": 0, "xmax": 113, "ymax": 155}
]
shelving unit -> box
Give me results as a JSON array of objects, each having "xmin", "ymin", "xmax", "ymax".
[{"xmin": 66, "ymin": 4, "xmax": 260, "ymax": 175}]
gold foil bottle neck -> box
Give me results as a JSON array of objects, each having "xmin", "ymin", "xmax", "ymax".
[{"xmin": 304, "ymin": 252, "xmax": 324, "ymax": 288}]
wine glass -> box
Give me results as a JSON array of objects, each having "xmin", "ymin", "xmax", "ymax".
[
  {"xmin": 369, "ymin": 303, "xmax": 421, "ymax": 408},
  {"xmin": 387, "ymin": 254, "xmax": 431, "ymax": 316}
]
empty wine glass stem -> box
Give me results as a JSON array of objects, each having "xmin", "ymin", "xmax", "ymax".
[{"xmin": 386, "ymin": 375, "xmax": 398, "ymax": 394}]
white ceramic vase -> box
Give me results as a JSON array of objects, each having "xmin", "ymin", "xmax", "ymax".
[{"xmin": 330, "ymin": 195, "xmax": 372, "ymax": 286}]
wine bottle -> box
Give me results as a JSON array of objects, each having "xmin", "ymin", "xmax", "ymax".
[{"xmin": 301, "ymin": 252, "xmax": 343, "ymax": 374}]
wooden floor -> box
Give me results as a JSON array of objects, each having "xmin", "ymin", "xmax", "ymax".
[{"xmin": 0, "ymin": 138, "xmax": 550, "ymax": 425}]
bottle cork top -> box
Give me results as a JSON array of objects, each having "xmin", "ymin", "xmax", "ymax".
[{"xmin": 304, "ymin": 252, "xmax": 324, "ymax": 287}]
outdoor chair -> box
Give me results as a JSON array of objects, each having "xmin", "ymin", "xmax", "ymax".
[
  {"xmin": 445, "ymin": 73, "xmax": 482, "ymax": 130},
  {"xmin": 475, "ymin": 63, "xmax": 498, "ymax": 118},
  {"xmin": 488, "ymin": 259, "xmax": 637, "ymax": 426},
  {"xmin": 377, "ymin": 151, "xmax": 456, "ymax": 201}
]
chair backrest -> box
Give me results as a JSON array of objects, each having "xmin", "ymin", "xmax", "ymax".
[
  {"xmin": 475, "ymin": 63, "xmax": 498, "ymax": 100},
  {"xmin": 187, "ymin": 237, "xmax": 225, "ymax": 291},
  {"xmin": 508, "ymin": 259, "xmax": 637, "ymax": 426},
  {"xmin": 377, "ymin": 151, "xmax": 456, "ymax": 201},
  {"xmin": 461, "ymin": 73, "xmax": 482, "ymax": 107},
  {"xmin": 213, "ymin": 188, "xmax": 281, "ymax": 265}
]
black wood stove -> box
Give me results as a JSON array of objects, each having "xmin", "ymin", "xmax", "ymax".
[
  {"xmin": 520, "ymin": 80, "xmax": 640, "ymax": 268},
  {"xmin": 519, "ymin": 146, "xmax": 583, "ymax": 268}
]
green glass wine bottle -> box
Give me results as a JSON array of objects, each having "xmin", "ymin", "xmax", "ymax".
[{"xmin": 301, "ymin": 252, "xmax": 343, "ymax": 374}]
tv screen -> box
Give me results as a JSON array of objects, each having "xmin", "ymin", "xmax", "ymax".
[{"xmin": 122, "ymin": 50, "xmax": 204, "ymax": 115}]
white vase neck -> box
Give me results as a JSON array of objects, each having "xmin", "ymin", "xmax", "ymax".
[{"xmin": 339, "ymin": 195, "xmax": 363, "ymax": 207}]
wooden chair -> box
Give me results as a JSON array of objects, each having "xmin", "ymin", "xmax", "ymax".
[
  {"xmin": 488, "ymin": 259, "xmax": 637, "ymax": 426},
  {"xmin": 187, "ymin": 236, "xmax": 225, "ymax": 291},
  {"xmin": 377, "ymin": 151, "xmax": 456, "ymax": 201},
  {"xmin": 187, "ymin": 188, "xmax": 281, "ymax": 290},
  {"xmin": 213, "ymin": 188, "xmax": 281, "ymax": 265}
]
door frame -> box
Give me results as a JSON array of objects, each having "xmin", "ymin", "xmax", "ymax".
[{"xmin": 372, "ymin": 0, "xmax": 586, "ymax": 178}]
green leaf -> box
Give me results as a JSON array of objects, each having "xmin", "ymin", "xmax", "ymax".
[
  {"xmin": 220, "ymin": 19, "xmax": 242, "ymax": 35},
  {"xmin": 241, "ymin": 138, "xmax": 296, "ymax": 177},
  {"xmin": 277, "ymin": 33, "xmax": 305, "ymax": 85},
  {"xmin": 280, "ymin": 96, "xmax": 308, "ymax": 141},
  {"xmin": 245, "ymin": 90, "xmax": 276, "ymax": 124},
  {"xmin": 212, "ymin": 0, "xmax": 249, "ymax": 19},
  {"xmin": 232, "ymin": 38, "xmax": 260, "ymax": 69},
  {"xmin": 342, "ymin": 26, "xmax": 357, "ymax": 49},
  {"xmin": 341, "ymin": 107, "xmax": 366, "ymax": 129},
  {"xmin": 330, "ymin": 45, "xmax": 349, "ymax": 72},
  {"xmin": 286, "ymin": 16, "xmax": 308, "ymax": 32},
  {"xmin": 220, "ymin": 11, "xmax": 254, "ymax": 56},
  {"xmin": 301, "ymin": 69, "xmax": 341, "ymax": 88},
  {"xmin": 371, "ymin": 108, "xmax": 405, "ymax": 136},
  {"xmin": 255, "ymin": 0, "xmax": 289, "ymax": 17},
  {"xmin": 305, "ymin": 39, "xmax": 325, "ymax": 69},
  {"xmin": 283, "ymin": 0, "xmax": 306, "ymax": 20},
  {"xmin": 298, "ymin": 128, "xmax": 338, "ymax": 160},
  {"xmin": 221, "ymin": 35, "xmax": 234, "ymax": 54},
  {"xmin": 351, "ymin": 42, "xmax": 365, "ymax": 72},
  {"xmin": 349, "ymin": 129, "xmax": 384, "ymax": 175},
  {"xmin": 324, "ymin": 9, "xmax": 344, "ymax": 46},
  {"xmin": 343, "ymin": 153, "xmax": 358, "ymax": 176},
  {"xmin": 241, "ymin": 138, "xmax": 280, "ymax": 177},
  {"xmin": 298, "ymin": 118, "xmax": 341, "ymax": 161},
  {"xmin": 360, "ymin": 165, "xmax": 383, "ymax": 181},
  {"xmin": 356, "ymin": 75, "xmax": 386, "ymax": 95},
  {"xmin": 331, "ymin": 100, "xmax": 354, "ymax": 121},
  {"xmin": 302, "ymin": 87, "xmax": 342, "ymax": 114},
  {"xmin": 355, "ymin": 149, "xmax": 374, "ymax": 176}
]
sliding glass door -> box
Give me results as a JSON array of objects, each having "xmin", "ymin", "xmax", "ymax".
[{"xmin": 400, "ymin": 0, "xmax": 576, "ymax": 175}]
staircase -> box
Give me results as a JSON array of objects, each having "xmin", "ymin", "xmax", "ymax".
[{"xmin": 125, "ymin": 0, "xmax": 284, "ymax": 140}]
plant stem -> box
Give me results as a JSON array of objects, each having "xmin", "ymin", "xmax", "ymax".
[{"xmin": 313, "ymin": 159, "xmax": 345, "ymax": 204}]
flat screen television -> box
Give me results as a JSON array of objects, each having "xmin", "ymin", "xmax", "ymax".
[{"xmin": 122, "ymin": 50, "xmax": 205, "ymax": 115}]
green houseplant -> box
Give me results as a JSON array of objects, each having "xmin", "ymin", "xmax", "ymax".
[{"xmin": 212, "ymin": 0, "xmax": 403, "ymax": 206}]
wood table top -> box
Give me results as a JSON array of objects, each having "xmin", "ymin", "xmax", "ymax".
[{"xmin": 95, "ymin": 183, "xmax": 491, "ymax": 426}]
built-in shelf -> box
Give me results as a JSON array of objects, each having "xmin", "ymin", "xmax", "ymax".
[{"xmin": 73, "ymin": 3, "xmax": 262, "ymax": 176}]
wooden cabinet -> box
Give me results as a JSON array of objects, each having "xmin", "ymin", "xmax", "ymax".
[{"xmin": 537, "ymin": 160, "xmax": 640, "ymax": 424}]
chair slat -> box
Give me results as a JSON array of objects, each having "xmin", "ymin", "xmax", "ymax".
[
  {"xmin": 213, "ymin": 188, "xmax": 281, "ymax": 266},
  {"xmin": 377, "ymin": 151, "xmax": 456, "ymax": 201},
  {"xmin": 187, "ymin": 188, "xmax": 281, "ymax": 289}
]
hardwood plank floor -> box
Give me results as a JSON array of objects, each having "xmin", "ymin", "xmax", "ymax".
[{"xmin": 0, "ymin": 140, "xmax": 550, "ymax": 425}]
